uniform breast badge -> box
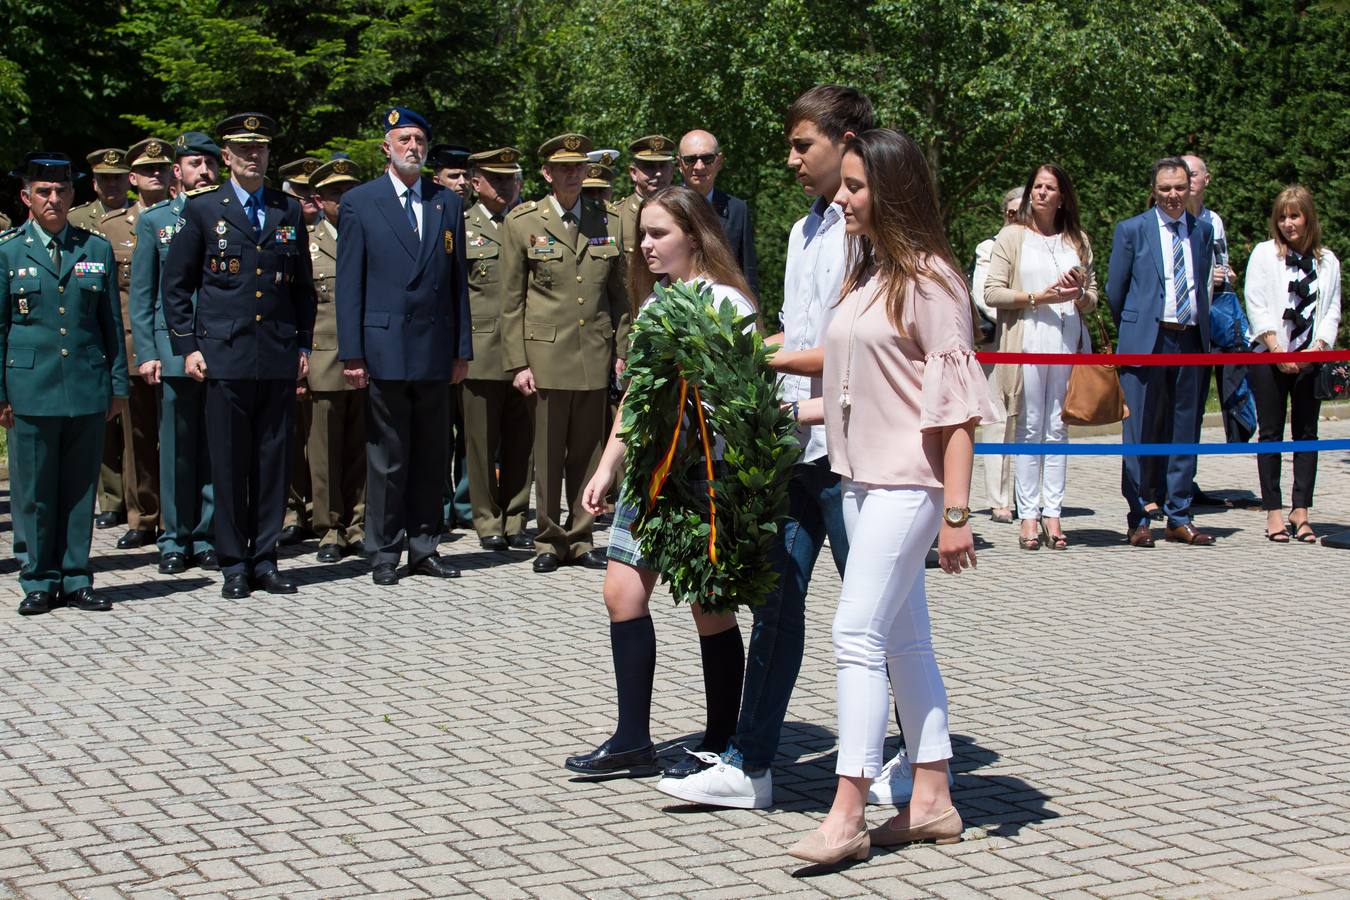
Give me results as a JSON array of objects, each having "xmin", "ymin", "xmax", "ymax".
[
  {"xmin": 216, "ymin": 221, "xmax": 227, "ymax": 235},
  {"xmin": 17, "ymin": 297, "xmax": 29, "ymax": 315},
  {"xmin": 444, "ymin": 230, "xmax": 454, "ymax": 254},
  {"xmin": 228, "ymin": 258, "xmax": 240, "ymax": 274}
]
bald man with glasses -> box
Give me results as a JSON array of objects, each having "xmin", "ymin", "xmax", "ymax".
[{"xmin": 678, "ymin": 129, "xmax": 758, "ymax": 296}]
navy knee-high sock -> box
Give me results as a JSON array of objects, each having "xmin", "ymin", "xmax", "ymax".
[
  {"xmin": 698, "ymin": 623, "xmax": 744, "ymax": 753},
  {"xmin": 610, "ymin": 616, "xmax": 656, "ymax": 750}
]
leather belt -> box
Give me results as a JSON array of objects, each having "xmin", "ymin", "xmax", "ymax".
[{"xmin": 1158, "ymin": 321, "xmax": 1199, "ymax": 332}]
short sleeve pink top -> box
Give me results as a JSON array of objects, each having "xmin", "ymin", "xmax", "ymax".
[{"xmin": 823, "ymin": 260, "xmax": 1003, "ymax": 488}]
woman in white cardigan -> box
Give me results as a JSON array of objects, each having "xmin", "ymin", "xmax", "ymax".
[{"xmin": 1244, "ymin": 185, "xmax": 1342, "ymax": 543}]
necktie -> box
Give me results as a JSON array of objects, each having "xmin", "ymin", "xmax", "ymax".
[
  {"xmin": 245, "ymin": 195, "xmax": 262, "ymax": 240},
  {"xmin": 50, "ymin": 235, "xmax": 61, "ymax": 271},
  {"xmin": 403, "ymin": 188, "xmax": 418, "ymax": 237},
  {"xmin": 1167, "ymin": 220, "xmax": 1192, "ymax": 325}
]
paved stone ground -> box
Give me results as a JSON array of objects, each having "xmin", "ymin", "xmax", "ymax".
[{"xmin": 2, "ymin": 418, "xmax": 1350, "ymax": 899}]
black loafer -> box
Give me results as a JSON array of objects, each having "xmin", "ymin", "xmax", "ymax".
[
  {"xmin": 412, "ymin": 555, "xmax": 460, "ymax": 578},
  {"xmin": 221, "ymin": 574, "xmax": 251, "ymax": 599},
  {"xmin": 158, "ymin": 552, "xmax": 189, "ymax": 575},
  {"xmin": 532, "ymin": 552, "xmax": 560, "ymax": 573},
  {"xmin": 662, "ymin": 748, "xmax": 718, "ymax": 779},
  {"xmin": 18, "ymin": 591, "xmax": 53, "ymax": 616},
  {"xmin": 193, "ymin": 549, "xmax": 219, "ymax": 571},
  {"xmin": 253, "ymin": 570, "xmax": 298, "ymax": 595},
  {"xmin": 574, "ymin": 548, "xmax": 610, "ymax": 570},
  {"xmin": 480, "ymin": 534, "xmax": 509, "ymax": 552},
  {"xmin": 278, "ymin": 525, "xmax": 310, "ymax": 546},
  {"xmin": 507, "ymin": 533, "xmax": 533, "ymax": 551},
  {"xmin": 116, "ymin": 528, "xmax": 156, "ymax": 550},
  {"xmin": 564, "ymin": 739, "xmax": 659, "ymax": 776},
  {"xmin": 95, "ymin": 511, "xmax": 123, "ymax": 529},
  {"xmin": 316, "ymin": 544, "xmax": 344, "ymax": 563},
  {"xmin": 64, "ymin": 587, "xmax": 112, "ymax": 611},
  {"xmin": 372, "ymin": 563, "xmax": 399, "ymax": 586}
]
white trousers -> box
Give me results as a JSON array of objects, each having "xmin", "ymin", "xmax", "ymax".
[
  {"xmin": 833, "ymin": 481, "xmax": 951, "ymax": 777},
  {"xmin": 1015, "ymin": 363, "xmax": 1071, "ymax": 520}
]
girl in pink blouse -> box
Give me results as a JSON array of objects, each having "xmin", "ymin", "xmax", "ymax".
[{"xmin": 787, "ymin": 129, "xmax": 1001, "ymax": 865}]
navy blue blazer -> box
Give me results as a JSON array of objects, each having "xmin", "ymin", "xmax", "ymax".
[
  {"xmin": 162, "ymin": 184, "xmax": 316, "ymax": 380},
  {"xmin": 1106, "ymin": 209, "xmax": 1214, "ymax": 354},
  {"xmin": 710, "ymin": 187, "xmax": 758, "ymax": 297},
  {"xmin": 335, "ymin": 173, "xmax": 472, "ymax": 380}
]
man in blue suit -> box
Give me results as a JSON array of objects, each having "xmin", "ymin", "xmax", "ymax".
[
  {"xmin": 678, "ymin": 129, "xmax": 758, "ymax": 296},
  {"xmin": 1106, "ymin": 156, "xmax": 1216, "ymax": 547},
  {"xmin": 336, "ymin": 107, "xmax": 472, "ymax": 586}
]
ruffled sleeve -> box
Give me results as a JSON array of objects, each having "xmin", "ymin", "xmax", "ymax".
[{"xmin": 912, "ymin": 261, "xmax": 1005, "ymax": 432}]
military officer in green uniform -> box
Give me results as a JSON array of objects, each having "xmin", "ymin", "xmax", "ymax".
[
  {"xmin": 582, "ymin": 150, "xmax": 618, "ymax": 205},
  {"xmin": 461, "ymin": 147, "xmax": 533, "ymax": 552},
  {"xmin": 129, "ymin": 131, "xmax": 221, "ymax": 574},
  {"xmin": 277, "ymin": 156, "xmax": 322, "ymax": 545},
  {"xmin": 614, "ymin": 135, "xmax": 676, "ymax": 263},
  {"xmin": 1, "ymin": 153, "xmax": 129, "ymax": 615},
  {"xmin": 304, "ymin": 157, "xmax": 366, "ymax": 563},
  {"xmin": 501, "ymin": 133, "xmax": 629, "ymax": 572}
]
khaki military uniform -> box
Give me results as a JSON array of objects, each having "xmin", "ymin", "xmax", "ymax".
[
  {"xmin": 303, "ymin": 219, "xmax": 365, "ymax": 550},
  {"xmin": 501, "ymin": 195, "xmax": 628, "ymax": 559},
  {"xmin": 461, "ymin": 201, "xmax": 534, "ymax": 541},
  {"xmin": 68, "ymin": 200, "xmax": 160, "ymax": 532}
]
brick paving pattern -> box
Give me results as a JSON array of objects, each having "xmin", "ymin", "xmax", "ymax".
[{"xmin": 2, "ymin": 418, "xmax": 1349, "ymax": 898}]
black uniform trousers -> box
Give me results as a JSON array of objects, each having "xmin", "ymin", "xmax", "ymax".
[
  {"xmin": 204, "ymin": 378, "xmax": 295, "ymax": 579},
  {"xmin": 365, "ymin": 379, "xmax": 449, "ymax": 569},
  {"xmin": 1248, "ymin": 362, "xmax": 1321, "ymax": 511}
]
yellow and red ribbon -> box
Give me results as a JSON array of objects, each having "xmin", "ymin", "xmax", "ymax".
[{"xmin": 645, "ymin": 376, "xmax": 719, "ymax": 564}]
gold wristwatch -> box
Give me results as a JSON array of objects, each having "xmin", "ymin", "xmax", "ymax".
[{"xmin": 943, "ymin": 506, "xmax": 971, "ymax": 528}]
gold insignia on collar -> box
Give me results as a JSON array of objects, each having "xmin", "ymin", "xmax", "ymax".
[
  {"xmin": 388, "ymin": 110, "xmax": 400, "ymax": 126},
  {"xmin": 563, "ymin": 135, "xmax": 581, "ymax": 151},
  {"xmin": 244, "ymin": 116, "xmax": 260, "ymax": 131}
]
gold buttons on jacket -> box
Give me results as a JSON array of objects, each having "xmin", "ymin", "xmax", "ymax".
[
  {"xmin": 256, "ymin": 267, "xmax": 262, "ymax": 275},
  {"xmin": 58, "ymin": 307, "xmax": 65, "ymax": 315},
  {"xmin": 255, "ymin": 314, "xmax": 262, "ymax": 321},
  {"xmin": 576, "ymin": 275, "xmax": 583, "ymax": 282},
  {"xmin": 255, "ymin": 291, "xmax": 262, "ymax": 298},
  {"xmin": 60, "ymin": 348, "xmax": 69, "ymax": 357},
  {"xmin": 578, "ymin": 319, "xmax": 585, "ymax": 326},
  {"xmin": 58, "ymin": 286, "xmax": 64, "ymax": 293},
  {"xmin": 59, "ymin": 328, "xmax": 67, "ymax": 336}
]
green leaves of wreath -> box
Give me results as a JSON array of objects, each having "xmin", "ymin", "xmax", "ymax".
[{"xmin": 618, "ymin": 280, "xmax": 799, "ymax": 613}]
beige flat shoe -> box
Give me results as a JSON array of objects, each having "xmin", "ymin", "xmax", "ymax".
[
  {"xmin": 869, "ymin": 806, "xmax": 963, "ymax": 847},
  {"xmin": 787, "ymin": 826, "xmax": 870, "ymax": 864}
]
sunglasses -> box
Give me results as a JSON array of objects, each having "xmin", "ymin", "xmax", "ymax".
[{"xmin": 680, "ymin": 153, "xmax": 719, "ymax": 166}]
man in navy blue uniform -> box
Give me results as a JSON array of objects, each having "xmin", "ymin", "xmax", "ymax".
[
  {"xmin": 336, "ymin": 107, "xmax": 472, "ymax": 586},
  {"xmin": 162, "ymin": 113, "xmax": 317, "ymax": 599}
]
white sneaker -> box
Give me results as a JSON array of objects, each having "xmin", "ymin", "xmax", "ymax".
[
  {"xmin": 867, "ymin": 751, "xmax": 955, "ymax": 805},
  {"xmin": 654, "ymin": 751, "xmax": 772, "ymax": 809}
]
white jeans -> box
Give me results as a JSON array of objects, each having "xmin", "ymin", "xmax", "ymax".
[
  {"xmin": 1015, "ymin": 363, "xmax": 1071, "ymax": 520},
  {"xmin": 833, "ymin": 481, "xmax": 951, "ymax": 777}
]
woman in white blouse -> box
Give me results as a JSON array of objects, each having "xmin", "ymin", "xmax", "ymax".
[{"xmin": 1243, "ymin": 185, "xmax": 1341, "ymax": 543}]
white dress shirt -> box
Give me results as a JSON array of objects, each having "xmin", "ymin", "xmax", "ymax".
[
  {"xmin": 548, "ymin": 194, "xmax": 582, "ymax": 224},
  {"xmin": 388, "ymin": 169, "xmax": 423, "ymax": 239},
  {"xmin": 1155, "ymin": 207, "xmax": 1196, "ymax": 324},
  {"xmin": 781, "ymin": 196, "xmax": 848, "ymax": 462}
]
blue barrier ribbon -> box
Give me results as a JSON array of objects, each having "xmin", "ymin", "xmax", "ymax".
[{"xmin": 975, "ymin": 439, "xmax": 1350, "ymax": 456}]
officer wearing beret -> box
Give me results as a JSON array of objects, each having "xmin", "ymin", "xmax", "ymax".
[
  {"xmin": 1, "ymin": 153, "xmax": 130, "ymax": 615},
  {"xmin": 89, "ymin": 138, "xmax": 175, "ymax": 549},
  {"xmin": 460, "ymin": 147, "xmax": 533, "ymax": 552},
  {"xmin": 501, "ymin": 133, "xmax": 628, "ymax": 572},
  {"xmin": 128, "ymin": 131, "xmax": 222, "ymax": 574},
  {"xmin": 304, "ymin": 157, "xmax": 366, "ymax": 563},
  {"xmin": 335, "ymin": 106, "xmax": 472, "ymax": 585},
  {"xmin": 615, "ymin": 135, "xmax": 676, "ymax": 262},
  {"xmin": 161, "ymin": 113, "xmax": 317, "ymax": 599}
]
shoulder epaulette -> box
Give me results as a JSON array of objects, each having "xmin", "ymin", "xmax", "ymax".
[
  {"xmin": 605, "ymin": 200, "xmax": 622, "ymax": 215},
  {"xmin": 507, "ymin": 201, "xmax": 537, "ymax": 219},
  {"xmin": 144, "ymin": 197, "xmax": 174, "ymax": 212},
  {"xmin": 0, "ymin": 227, "xmax": 19, "ymax": 244},
  {"xmin": 185, "ymin": 184, "xmax": 220, "ymax": 197}
]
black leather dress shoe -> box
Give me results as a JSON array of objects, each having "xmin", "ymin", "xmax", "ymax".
[
  {"xmin": 507, "ymin": 533, "xmax": 533, "ymax": 551},
  {"xmin": 574, "ymin": 548, "xmax": 610, "ymax": 570},
  {"xmin": 564, "ymin": 739, "xmax": 659, "ymax": 776},
  {"xmin": 533, "ymin": 552, "xmax": 560, "ymax": 573},
  {"xmin": 193, "ymin": 549, "xmax": 219, "ymax": 571},
  {"xmin": 480, "ymin": 534, "xmax": 509, "ymax": 552},
  {"xmin": 221, "ymin": 574, "xmax": 251, "ymax": 599},
  {"xmin": 372, "ymin": 563, "xmax": 399, "ymax": 585},
  {"xmin": 412, "ymin": 555, "xmax": 460, "ymax": 578},
  {"xmin": 94, "ymin": 511, "xmax": 123, "ymax": 530},
  {"xmin": 158, "ymin": 552, "xmax": 189, "ymax": 575},
  {"xmin": 316, "ymin": 544, "xmax": 344, "ymax": 563},
  {"xmin": 64, "ymin": 587, "xmax": 112, "ymax": 611},
  {"xmin": 116, "ymin": 528, "xmax": 156, "ymax": 550},
  {"xmin": 18, "ymin": 591, "xmax": 53, "ymax": 616},
  {"xmin": 253, "ymin": 570, "xmax": 298, "ymax": 594},
  {"xmin": 278, "ymin": 525, "xmax": 310, "ymax": 546}
]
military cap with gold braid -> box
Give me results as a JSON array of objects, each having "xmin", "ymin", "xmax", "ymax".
[
  {"xmin": 538, "ymin": 133, "xmax": 592, "ymax": 163},
  {"xmin": 468, "ymin": 147, "xmax": 523, "ymax": 175},
  {"xmin": 216, "ymin": 112, "xmax": 277, "ymax": 145},
  {"xmin": 629, "ymin": 134, "xmax": 675, "ymax": 162},
  {"xmin": 583, "ymin": 163, "xmax": 614, "ymax": 189},
  {"xmin": 87, "ymin": 148, "xmax": 129, "ymax": 175},
  {"xmin": 311, "ymin": 157, "xmax": 363, "ymax": 189},
  {"xmin": 278, "ymin": 157, "xmax": 321, "ymax": 188},
  {"xmin": 127, "ymin": 137, "xmax": 175, "ymax": 168}
]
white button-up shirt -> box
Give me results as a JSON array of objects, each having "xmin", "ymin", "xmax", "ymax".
[
  {"xmin": 1156, "ymin": 207, "xmax": 1195, "ymax": 324},
  {"xmin": 781, "ymin": 196, "xmax": 848, "ymax": 462},
  {"xmin": 388, "ymin": 169, "xmax": 423, "ymax": 239}
]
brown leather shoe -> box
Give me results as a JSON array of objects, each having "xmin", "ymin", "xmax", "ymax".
[
  {"xmin": 1165, "ymin": 523, "xmax": 1214, "ymax": 545},
  {"xmin": 1128, "ymin": 524, "xmax": 1155, "ymax": 547}
]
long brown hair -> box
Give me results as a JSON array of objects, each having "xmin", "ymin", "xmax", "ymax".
[
  {"xmin": 1270, "ymin": 184, "xmax": 1323, "ymax": 258},
  {"xmin": 1016, "ymin": 163, "xmax": 1089, "ymax": 265},
  {"xmin": 626, "ymin": 185, "xmax": 757, "ymax": 316},
  {"xmin": 839, "ymin": 128, "xmax": 963, "ymax": 331}
]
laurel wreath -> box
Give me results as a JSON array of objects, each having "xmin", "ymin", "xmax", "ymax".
[{"xmin": 618, "ymin": 280, "xmax": 798, "ymax": 613}]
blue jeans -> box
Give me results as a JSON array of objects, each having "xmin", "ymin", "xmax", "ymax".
[{"xmin": 731, "ymin": 456, "xmax": 849, "ymax": 772}]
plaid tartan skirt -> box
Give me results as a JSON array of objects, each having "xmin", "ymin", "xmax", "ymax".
[{"xmin": 605, "ymin": 476, "xmax": 714, "ymax": 571}]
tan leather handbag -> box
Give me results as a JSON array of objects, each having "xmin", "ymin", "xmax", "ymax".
[{"xmin": 1062, "ymin": 314, "xmax": 1129, "ymax": 426}]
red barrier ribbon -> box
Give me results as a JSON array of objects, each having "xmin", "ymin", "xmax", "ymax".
[{"xmin": 977, "ymin": 349, "xmax": 1350, "ymax": 366}]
